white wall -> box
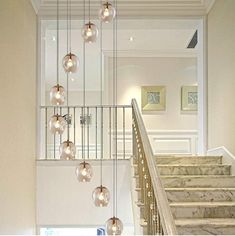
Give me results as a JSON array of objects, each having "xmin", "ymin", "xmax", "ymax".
[
  {"xmin": 0, "ymin": 0, "xmax": 36, "ymax": 234},
  {"xmin": 107, "ymin": 56, "xmax": 198, "ymax": 130},
  {"xmin": 208, "ymin": 0, "xmax": 235, "ymax": 154},
  {"xmin": 37, "ymin": 160, "xmax": 133, "ymax": 231}
]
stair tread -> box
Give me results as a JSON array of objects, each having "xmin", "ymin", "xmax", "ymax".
[
  {"xmin": 155, "ymin": 155, "xmax": 222, "ymax": 158},
  {"xmin": 135, "ymin": 201, "xmax": 144, "ymax": 207},
  {"xmin": 175, "ymin": 218, "xmax": 235, "ymax": 226},
  {"xmin": 165, "ymin": 187, "xmax": 235, "ymax": 191},
  {"xmin": 140, "ymin": 218, "xmax": 147, "ymax": 226},
  {"xmin": 156, "ymin": 156, "xmax": 222, "ymax": 159},
  {"xmin": 170, "ymin": 201, "xmax": 235, "ymax": 207},
  {"xmin": 157, "ymin": 164, "xmax": 230, "ymax": 167},
  {"xmin": 162, "ymin": 175, "xmax": 235, "ymax": 178}
]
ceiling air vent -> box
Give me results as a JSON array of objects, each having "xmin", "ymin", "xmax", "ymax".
[{"xmin": 187, "ymin": 30, "xmax": 198, "ymax": 49}]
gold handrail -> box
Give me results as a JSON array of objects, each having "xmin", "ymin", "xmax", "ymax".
[{"xmin": 132, "ymin": 99, "xmax": 177, "ymax": 235}]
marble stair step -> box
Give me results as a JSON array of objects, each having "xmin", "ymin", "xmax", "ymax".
[
  {"xmin": 170, "ymin": 201, "xmax": 235, "ymax": 218},
  {"xmin": 157, "ymin": 164, "xmax": 231, "ymax": 176},
  {"xmin": 156, "ymin": 156, "xmax": 222, "ymax": 165},
  {"xmin": 161, "ymin": 175, "xmax": 235, "ymax": 188},
  {"xmin": 165, "ymin": 187, "xmax": 235, "ymax": 202},
  {"xmin": 175, "ymin": 218, "xmax": 235, "ymax": 235}
]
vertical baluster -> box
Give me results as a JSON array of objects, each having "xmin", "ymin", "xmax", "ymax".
[
  {"xmin": 74, "ymin": 107, "xmax": 76, "ymax": 157},
  {"xmin": 147, "ymin": 178, "xmax": 152, "ymax": 235},
  {"xmin": 158, "ymin": 211, "xmax": 162, "ymax": 235},
  {"xmin": 109, "ymin": 107, "xmax": 112, "ymax": 159},
  {"xmin": 156, "ymin": 199, "xmax": 161, "ymax": 234},
  {"xmin": 153, "ymin": 197, "xmax": 157, "ymax": 234},
  {"xmin": 160, "ymin": 220, "xmax": 164, "ymax": 235},
  {"xmin": 123, "ymin": 107, "xmax": 125, "ymax": 159},
  {"xmin": 87, "ymin": 107, "xmax": 89, "ymax": 160},
  {"xmin": 60, "ymin": 107, "xmax": 62, "ymax": 144},
  {"xmin": 150, "ymin": 186, "xmax": 154, "ymax": 235},
  {"xmin": 45, "ymin": 108, "xmax": 48, "ymax": 160},
  {"xmin": 101, "ymin": 107, "xmax": 103, "ymax": 160},
  {"xmin": 132, "ymin": 109, "xmax": 135, "ymax": 158},
  {"xmin": 95, "ymin": 107, "xmax": 98, "ymax": 159},
  {"xmin": 53, "ymin": 107, "xmax": 56, "ymax": 159},
  {"xmin": 81, "ymin": 107, "xmax": 84, "ymax": 160}
]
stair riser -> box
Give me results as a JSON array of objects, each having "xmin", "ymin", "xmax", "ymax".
[
  {"xmin": 136, "ymin": 190, "xmax": 141, "ymax": 201},
  {"xmin": 133, "ymin": 176, "xmax": 140, "ymax": 188},
  {"xmin": 133, "ymin": 165, "xmax": 138, "ymax": 176},
  {"xmin": 158, "ymin": 166, "xmax": 230, "ymax": 176},
  {"xmin": 141, "ymin": 225, "xmax": 148, "ymax": 235},
  {"xmin": 162, "ymin": 177, "xmax": 235, "ymax": 188},
  {"xmin": 171, "ymin": 206, "xmax": 235, "ymax": 218},
  {"xmin": 136, "ymin": 203, "xmax": 145, "ymax": 219},
  {"xmin": 166, "ymin": 190, "xmax": 235, "ymax": 202},
  {"xmin": 177, "ymin": 226, "xmax": 235, "ymax": 235},
  {"xmin": 157, "ymin": 157, "xmax": 222, "ymax": 165}
]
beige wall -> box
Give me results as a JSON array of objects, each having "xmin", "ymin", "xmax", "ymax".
[
  {"xmin": 108, "ymin": 57, "xmax": 198, "ymax": 130},
  {"xmin": 0, "ymin": 0, "xmax": 36, "ymax": 234},
  {"xmin": 208, "ymin": 0, "xmax": 235, "ymax": 154}
]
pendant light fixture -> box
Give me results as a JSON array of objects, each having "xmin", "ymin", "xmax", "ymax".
[
  {"xmin": 50, "ymin": 84, "xmax": 65, "ymax": 105},
  {"xmin": 62, "ymin": 0, "xmax": 79, "ymax": 73},
  {"xmin": 92, "ymin": 10, "xmax": 110, "ymax": 207},
  {"xmin": 82, "ymin": 0, "xmax": 98, "ymax": 43},
  {"xmin": 106, "ymin": 217, "xmax": 123, "ymax": 235},
  {"xmin": 50, "ymin": 0, "xmax": 65, "ymax": 106},
  {"xmin": 106, "ymin": 0, "xmax": 123, "ymax": 234},
  {"xmin": 76, "ymin": 0, "xmax": 93, "ymax": 181},
  {"xmin": 99, "ymin": 2, "xmax": 116, "ymax": 23},
  {"xmin": 49, "ymin": 114, "xmax": 66, "ymax": 135},
  {"xmin": 59, "ymin": 0, "xmax": 76, "ymax": 160}
]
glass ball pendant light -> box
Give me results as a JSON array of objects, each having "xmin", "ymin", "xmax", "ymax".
[
  {"xmin": 106, "ymin": 217, "xmax": 123, "ymax": 235},
  {"xmin": 62, "ymin": 53, "xmax": 79, "ymax": 73},
  {"xmin": 49, "ymin": 114, "xmax": 66, "ymax": 135},
  {"xmin": 92, "ymin": 185, "xmax": 110, "ymax": 207},
  {"xmin": 82, "ymin": 22, "xmax": 98, "ymax": 43},
  {"xmin": 50, "ymin": 84, "xmax": 65, "ymax": 105},
  {"xmin": 59, "ymin": 140, "xmax": 76, "ymax": 160},
  {"xmin": 76, "ymin": 161, "xmax": 93, "ymax": 182},
  {"xmin": 99, "ymin": 2, "xmax": 116, "ymax": 23}
]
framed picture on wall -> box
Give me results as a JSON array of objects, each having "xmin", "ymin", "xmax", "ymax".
[
  {"xmin": 141, "ymin": 86, "xmax": 166, "ymax": 111},
  {"xmin": 181, "ymin": 86, "xmax": 198, "ymax": 111}
]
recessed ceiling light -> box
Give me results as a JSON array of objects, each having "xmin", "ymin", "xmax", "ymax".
[
  {"xmin": 71, "ymin": 78, "xmax": 75, "ymax": 82},
  {"xmin": 52, "ymin": 36, "xmax": 56, "ymax": 41},
  {"xmin": 129, "ymin": 37, "xmax": 134, "ymax": 42}
]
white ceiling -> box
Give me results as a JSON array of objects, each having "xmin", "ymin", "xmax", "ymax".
[
  {"xmin": 31, "ymin": 0, "xmax": 215, "ymax": 17},
  {"xmin": 42, "ymin": 19, "xmax": 199, "ymax": 91}
]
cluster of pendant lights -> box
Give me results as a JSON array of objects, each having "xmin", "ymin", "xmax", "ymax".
[{"xmin": 48, "ymin": 0, "xmax": 122, "ymax": 235}]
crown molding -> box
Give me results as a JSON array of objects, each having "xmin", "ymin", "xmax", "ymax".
[
  {"xmin": 205, "ymin": 0, "xmax": 215, "ymax": 13},
  {"xmin": 30, "ymin": 0, "xmax": 40, "ymax": 14},
  {"xmin": 35, "ymin": 0, "xmax": 216, "ymax": 18}
]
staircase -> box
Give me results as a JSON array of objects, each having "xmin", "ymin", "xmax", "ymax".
[{"xmin": 158, "ymin": 155, "xmax": 235, "ymax": 235}]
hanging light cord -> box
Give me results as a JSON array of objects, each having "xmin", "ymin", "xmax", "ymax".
[
  {"xmin": 56, "ymin": 0, "xmax": 59, "ymax": 85},
  {"xmin": 82, "ymin": 0, "xmax": 86, "ymax": 160},
  {"xmin": 114, "ymin": 0, "xmax": 118, "ymax": 216},
  {"xmin": 100, "ymin": 0, "xmax": 103, "ymax": 186},
  {"xmin": 88, "ymin": 0, "xmax": 91, "ymax": 22},
  {"xmin": 112, "ymin": 0, "xmax": 118, "ymax": 217},
  {"xmin": 69, "ymin": 0, "xmax": 72, "ymax": 53},
  {"xmin": 66, "ymin": 0, "xmax": 70, "ymax": 139}
]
